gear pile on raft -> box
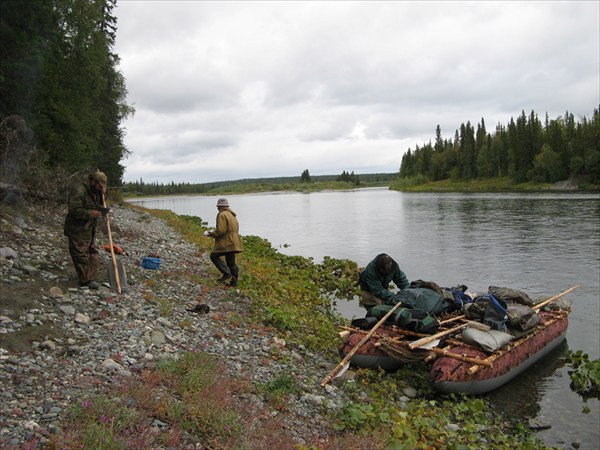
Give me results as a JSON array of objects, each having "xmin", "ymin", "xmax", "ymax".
[{"xmin": 322, "ymin": 283, "xmax": 578, "ymax": 394}]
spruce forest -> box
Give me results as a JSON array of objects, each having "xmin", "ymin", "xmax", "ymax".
[
  {"xmin": 0, "ymin": 0, "xmax": 133, "ymax": 192},
  {"xmin": 399, "ymin": 109, "xmax": 600, "ymax": 185}
]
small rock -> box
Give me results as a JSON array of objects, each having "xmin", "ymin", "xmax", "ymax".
[
  {"xmin": 39, "ymin": 340, "xmax": 57, "ymax": 351},
  {"xmin": 402, "ymin": 386, "xmax": 418, "ymax": 399},
  {"xmin": 0, "ymin": 247, "xmax": 18, "ymax": 259},
  {"xmin": 59, "ymin": 305, "xmax": 76, "ymax": 315},
  {"xmin": 21, "ymin": 265, "xmax": 39, "ymax": 275},
  {"xmin": 151, "ymin": 330, "xmax": 166, "ymax": 345},
  {"xmin": 100, "ymin": 358, "xmax": 122, "ymax": 371},
  {"xmin": 48, "ymin": 286, "xmax": 63, "ymax": 298},
  {"xmin": 74, "ymin": 313, "xmax": 91, "ymax": 324},
  {"xmin": 528, "ymin": 418, "xmax": 552, "ymax": 431}
]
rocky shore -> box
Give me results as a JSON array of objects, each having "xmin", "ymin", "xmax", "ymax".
[{"xmin": 0, "ymin": 200, "xmax": 394, "ymax": 448}]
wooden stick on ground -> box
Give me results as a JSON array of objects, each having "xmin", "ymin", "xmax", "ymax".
[{"xmin": 320, "ymin": 302, "xmax": 404, "ymax": 387}]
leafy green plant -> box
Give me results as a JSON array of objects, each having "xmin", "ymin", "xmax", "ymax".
[
  {"xmin": 153, "ymin": 296, "xmax": 173, "ymax": 316},
  {"xmin": 566, "ymin": 350, "xmax": 600, "ymax": 410},
  {"xmin": 262, "ymin": 374, "xmax": 298, "ymax": 394}
]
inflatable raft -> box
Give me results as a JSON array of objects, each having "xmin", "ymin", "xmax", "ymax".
[
  {"xmin": 429, "ymin": 310, "xmax": 569, "ymax": 394},
  {"xmin": 337, "ymin": 309, "xmax": 570, "ymax": 394},
  {"xmin": 330, "ymin": 286, "xmax": 576, "ymax": 393}
]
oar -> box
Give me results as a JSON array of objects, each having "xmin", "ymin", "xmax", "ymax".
[
  {"xmin": 320, "ymin": 301, "xmax": 404, "ymax": 387},
  {"xmin": 102, "ymin": 194, "xmax": 121, "ymax": 294},
  {"xmin": 533, "ymin": 285, "xmax": 579, "ymax": 311}
]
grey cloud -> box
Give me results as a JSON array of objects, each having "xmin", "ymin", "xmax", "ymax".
[{"xmin": 115, "ymin": 1, "xmax": 599, "ymax": 183}]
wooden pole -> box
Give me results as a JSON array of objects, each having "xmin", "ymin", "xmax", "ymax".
[
  {"xmin": 102, "ymin": 194, "xmax": 121, "ymax": 294},
  {"xmin": 532, "ymin": 285, "xmax": 579, "ymax": 311},
  {"xmin": 428, "ymin": 347, "xmax": 493, "ymax": 367},
  {"xmin": 321, "ymin": 302, "xmax": 404, "ymax": 387},
  {"xmin": 439, "ymin": 314, "xmax": 466, "ymax": 325}
]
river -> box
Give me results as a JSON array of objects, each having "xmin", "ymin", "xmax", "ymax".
[{"xmin": 128, "ymin": 188, "xmax": 600, "ymax": 449}]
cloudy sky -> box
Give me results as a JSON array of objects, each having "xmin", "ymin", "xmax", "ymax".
[{"xmin": 114, "ymin": 1, "xmax": 599, "ymax": 184}]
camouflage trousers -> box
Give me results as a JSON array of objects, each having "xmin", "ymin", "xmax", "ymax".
[
  {"xmin": 360, "ymin": 290, "xmax": 385, "ymax": 314},
  {"xmin": 67, "ymin": 234, "xmax": 100, "ymax": 285}
]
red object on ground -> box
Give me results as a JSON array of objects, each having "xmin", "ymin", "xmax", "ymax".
[{"xmin": 104, "ymin": 243, "xmax": 124, "ymax": 254}]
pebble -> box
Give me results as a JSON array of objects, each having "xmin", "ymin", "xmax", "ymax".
[{"xmin": 0, "ymin": 202, "xmax": 372, "ymax": 448}]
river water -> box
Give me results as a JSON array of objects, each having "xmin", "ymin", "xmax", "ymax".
[{"xmin": 128, "ymin": 188, "xmax": 600, "ymax": 448}]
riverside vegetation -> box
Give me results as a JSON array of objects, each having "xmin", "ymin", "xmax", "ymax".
[{"xmin": 0, "ymin": 196, "xmax": 578, "ymax": 450}]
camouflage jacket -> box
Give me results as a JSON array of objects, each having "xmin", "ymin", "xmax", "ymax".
[{"xmin": 63, "ymin": 179, "xmax": 102, "ymax": 239}]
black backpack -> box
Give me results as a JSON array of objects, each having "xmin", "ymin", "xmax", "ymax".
[{"xmin": 465, "ymin": 294, "xmax": 508, "ymax": 332}]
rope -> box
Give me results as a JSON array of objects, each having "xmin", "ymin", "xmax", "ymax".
[{"xmin": 377, "ymin": 337, "xmax": 425, "ymax": 363}]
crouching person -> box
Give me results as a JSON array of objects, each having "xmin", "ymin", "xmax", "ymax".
[{"xmin": 358, "ymin": 253, "xmax": 410, "ymax": 314}]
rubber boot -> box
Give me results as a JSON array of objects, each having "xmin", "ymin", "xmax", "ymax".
[
  {"xmin": 210, "ymin": 255, "xmax": 231, "ymax": 281},
  {"xmin": 228, "ymin": 264, "xmax": 239, "ymax": 286}
]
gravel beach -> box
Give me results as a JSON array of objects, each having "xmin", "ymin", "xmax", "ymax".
[{"xmin": 0, "ymin": 201, "xmax": 366, "ymax": 448}]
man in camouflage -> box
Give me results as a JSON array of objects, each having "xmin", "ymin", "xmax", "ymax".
[{"xmin": 63, "ymin": 170, "xmax": 108, "ymax": 289}]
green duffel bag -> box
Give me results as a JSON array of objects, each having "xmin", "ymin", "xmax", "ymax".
[
  {"xmin": 389, "ymin": 287, "xmax": 450, "ymax": 316},
  {"xmin": 368, "ymin": 305, "xmax": 440, "ymax": 334}
]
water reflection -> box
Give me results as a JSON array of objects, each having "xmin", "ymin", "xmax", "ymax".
[{"xmin": 486, "ymin": 340, "xmax": 568, "ymax": 419}]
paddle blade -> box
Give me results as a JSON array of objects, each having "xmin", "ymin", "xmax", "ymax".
[
  {"xmin": 333, "ymin": 362, "xmax": 350, "ymax": 379},
  {"xmin": 108, "ymin": 259, "xmax": 127, "ymax": 293},
  {"xmin": 419, "ymin": 339, "xmax": 440, "ymax": 350}
]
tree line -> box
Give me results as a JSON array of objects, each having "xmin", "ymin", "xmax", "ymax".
[
  {"xmin": 122, "ymin": 172, "xmax": 396, "ymax": 196},
  {"xmin": 0, "ymin": 0, "xmax": 133, "ymax": 191},
  {"xmin": 399, "ymin": 108, "xmax": 600, "ymax": 184}
]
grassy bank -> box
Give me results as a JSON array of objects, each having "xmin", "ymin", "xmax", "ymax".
[
  {"xmin": 202, "ymin": 180, "xmax": 388, "ymax": 195},
  {"xmin": 49, "ymin": 205, "xmax": 553, "ymax": 449},
  {"xmin": 390, "ymin": 176, "xmax": 600, "ymax": 192}
]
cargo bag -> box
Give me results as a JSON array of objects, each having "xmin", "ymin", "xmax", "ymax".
[
  {"xmin": 388, "ymin": 287, "xmax": 451, "ymax": 316},
  {"xmin": 368, "ymin": 304, "xmax": 440, "ymax": 334},
  {"xmin": 489, "ymin": 286, "xmax": 534, "ymax": 307},
  {"xmin": 465, "ymin": 294, "xmax": 509, "ymax": 332},
  {"xmin": 462, "ymin": 327, "xmax": 514, "ymax": 353},
  {"xmin": 507, "ymin": 304, "xmax": 540, "ymax": 331}
]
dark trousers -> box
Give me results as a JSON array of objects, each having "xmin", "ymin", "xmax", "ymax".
[
  {"xmin": 68, "ymin": 235, "xmax": 100, "ymax": 284},
  {"xmin": 210, "ymin": 252, "xmax": 239, "ymax": 281}
]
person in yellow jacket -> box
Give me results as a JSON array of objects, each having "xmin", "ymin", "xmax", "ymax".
[{"xmin": 206, "ymin": 198, "xmax": 243, "ymax": 286}]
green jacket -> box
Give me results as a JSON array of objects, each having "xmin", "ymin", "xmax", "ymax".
[
  {"xmin": 359, "ymin": 253, "xmax": 409, "ymax": 302},
  {"xmin": 63, "ymin": 179, "xmax": 102, "ymax": 239},
  {"xmin": 212, "ymin": 208, "xmax": 244, "ymax": 253}
]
